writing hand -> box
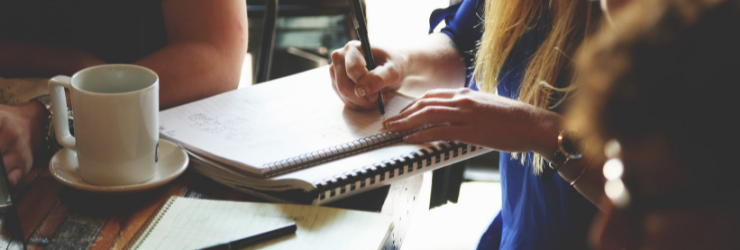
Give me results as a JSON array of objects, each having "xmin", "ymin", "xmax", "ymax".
[
  {"xmin": 382, "ymin": 88, "xmax": 560, "ymax": 156},
  {"xmin": 329, "ymin": 41, "xmax": 407, "ymax": 110}
]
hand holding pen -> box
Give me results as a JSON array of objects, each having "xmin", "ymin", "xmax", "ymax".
[
  {"xmin": 349, "ymin": 0, "xmax": 385, "ymax": 116},
  {"xmin": 329, "ymin": 0, "xmax": 407, "ymax": 114}
]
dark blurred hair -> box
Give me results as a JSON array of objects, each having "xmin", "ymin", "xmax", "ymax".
[{"xmin": 571, "ymin": 0, "xmax": 740, "ymax": 190}]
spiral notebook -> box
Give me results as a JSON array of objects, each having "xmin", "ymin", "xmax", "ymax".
[
  {"xmin": 159, "ymin": 67, "xmax": 492, "ymax": 204},
  {"xmin": 127, "ymin": 196, "xmax": 393, "ymax": 250}
]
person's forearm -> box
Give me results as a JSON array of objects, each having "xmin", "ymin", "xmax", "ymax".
[
  {"xmin": 0, "ymin": 39, "xmax": 105, "ymax": 78},
  {"xmin": 559, "ymin": 154, "xmax": 608, "ymax": 211},
  {"xmin": 531, "ymin": 114, "xmax": 607, "ymax": 210},
  {"xmin": 134, "ymin": 42, "xmax": 246, "ymax": 110},
  {"xmin": 397, "ymin": 33, "xmax": 467, "ymax": 95},
  {"xmin": 529, "ymin": 112, "xmax": 608, "ymax": 210}
]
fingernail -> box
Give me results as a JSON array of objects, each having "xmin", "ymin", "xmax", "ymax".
[
  {"xmin": 384, "ymin": 121, "xmax": 394, "ymax": 129},
  {"xmin": 385, "ymin": 121, "xmax": 396, "ymax": 130},
  {"xmin": 355, "ymin": 87, "xmax": 366, "ymax": 98}
]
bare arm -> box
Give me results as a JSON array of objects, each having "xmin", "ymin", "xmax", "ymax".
[
  {"xmin": 559, "ymin": 155, "xmax": 608, "ymax": 210},
  {"xmin": 533, "ymin": 122, "xmax": 608, "ymax": 211},
  {"xmin": 383, "ymin": 89, "xmax": 608, "ymax": 211},
  {"xmin": 525, "ymin": 113, "xmax": 608, "ymax": 211},
  {"xmin": 0, "ymin": 0, "xmax": 247, "ymax": 186},
  {"xmin": 137, "ymin": 0, "xmax": 248, "ymax": 110},
  {"xmin": 1, "ymin": 0, "xmax": 248, "ymax": 109},
  {"xmin": 395, "ymin": 33, "xmax": 468, "ymax": 95},
  {"xmin": 330, "ymin": 33, "xmax": 466, "ymax": 110}
]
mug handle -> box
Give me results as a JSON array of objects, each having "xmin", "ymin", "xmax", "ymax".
[{"xmin": 49, "ymin": 76, "xmax": 76, "ymax": 150}]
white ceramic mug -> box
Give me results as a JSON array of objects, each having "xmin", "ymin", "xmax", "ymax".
[{"xmin": 49, "ymin": 64, "xmax": 159, "ymax": 186}]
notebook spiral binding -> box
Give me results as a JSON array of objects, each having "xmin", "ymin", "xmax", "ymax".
[
  {"xmin": 264, "ymin": 124, "xmax": 434, "ymax": 177},
  {"xmin": 308, "ymin": 141, "xmax": 483, "ymax": 202},
  {"xmin": 125, "ymin": 196, "xmax": 177, "ymax": 250}
]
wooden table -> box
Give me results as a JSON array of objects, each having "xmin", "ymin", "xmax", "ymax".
[{"xmin": 1, "ymin": 153, "xmax": 423, "ymax": 250}]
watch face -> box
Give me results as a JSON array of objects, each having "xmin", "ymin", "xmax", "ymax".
[{"xmin": 561, "ymin": 131, "xmax": 584, "ymax": 158}]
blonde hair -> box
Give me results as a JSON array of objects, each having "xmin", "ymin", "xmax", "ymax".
[{"xmin": 473, "ymin": 0, "xmax": 597, "ymax": 174}]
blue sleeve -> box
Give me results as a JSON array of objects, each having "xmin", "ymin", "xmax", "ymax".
[{"xmin": 429, "ymin": 0, "xmax": 485, "ymax": 88}]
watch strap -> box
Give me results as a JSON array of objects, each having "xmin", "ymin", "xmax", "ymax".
[
  {"xmin": 542, "ymin": 150, "xmax": 568, "ymax": 180},
  {"xmin": 31, "ymin": 94, "xmax": 64, "ymax": 150},
  {"xmin": 541, "ymin": 130, "xmax": 583, "ymax": 180},
  {"xmin": 32, "ymin": 94, "xmax": 52, "ymax": 113}
]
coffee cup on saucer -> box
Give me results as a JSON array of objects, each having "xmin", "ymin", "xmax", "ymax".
[{"xmin": 49, "ymin": 64, "xmax": 159, "ymax": 186}]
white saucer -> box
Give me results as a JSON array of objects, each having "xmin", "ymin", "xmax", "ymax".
[{"xmin": 49, "ymin": 139, "xmax": 189, "ymax": 194}]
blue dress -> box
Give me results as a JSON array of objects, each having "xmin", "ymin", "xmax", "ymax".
[{"xmin": 432, "ymin": 1, "xmax": 597, "ymax": 249}]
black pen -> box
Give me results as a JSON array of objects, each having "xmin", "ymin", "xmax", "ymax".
[
  {"xmin": 350, "ymin": 0, "xmax": 386, "ymax": 117},
  {"xmin": 199, "ymin": 222, "xmax": 297, "ymax": 250}
]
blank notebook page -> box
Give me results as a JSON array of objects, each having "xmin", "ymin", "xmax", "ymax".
[{"xmin": 132, "ymin": 197, "xmax": 393, "ymax": 250}]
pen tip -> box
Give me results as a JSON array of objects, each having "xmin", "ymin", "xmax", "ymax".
[{"xmin": 377, "ymin": 92, "xmax": 385, "ymax": 116}]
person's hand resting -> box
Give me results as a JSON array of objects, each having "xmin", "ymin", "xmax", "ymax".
[
  {"xmin": 0, "ymin": 102, "xmax": 48, "ymax": 188},
  {"xmin": 382, "ymin": 88, "xmax": 561, "ymax": 156},
  {"xmin": 329, "ymin": 41, "xmax": 408, "ymax": 110}
]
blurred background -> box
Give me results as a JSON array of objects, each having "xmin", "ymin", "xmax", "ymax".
[{"xmin": 239, "ymin": 0, "xmax": 450, "ymax": 88}]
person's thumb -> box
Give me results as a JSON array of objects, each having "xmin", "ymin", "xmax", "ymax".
[{"xmin": 355, "ymin": 63, "xmax": 403, "ymax": 102}]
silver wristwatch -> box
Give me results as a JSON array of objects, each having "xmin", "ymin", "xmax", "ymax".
[
  {"xmin": 31, "ymin": 94, "xmax": 71, "ymax": 150},
  {"xmin": 32, "ymin": 94, "xmax": 52, "ymax": 112}
]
